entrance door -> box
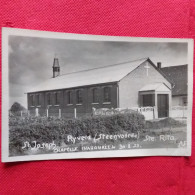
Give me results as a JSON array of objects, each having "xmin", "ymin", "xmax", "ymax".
[{"xmin": 157, "ymin": 94, "xmax": 169, "ymax": 118}]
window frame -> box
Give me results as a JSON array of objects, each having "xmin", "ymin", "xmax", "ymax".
[
  {"xmin": 92, "ymin": 88, "xmax": 99, "ymax": 104},
  {"xmin": 142, "ymin": 94, "xmax": 154, "ymax": 107},
  {"xmin": 54, "ymin": 92, "xmax": 60, "ymax": 106},
  {"xmin": 67, "ymin": 91, "xmax": 73, "ymax": 105},
  {"xmin": 103, "ymin": 87, "xmax": 111, "ymax": 103},
  {"xmin": 36, "ymin": 94, "xmax": 41, "ymax": 106},
  {"xmin": 30, "ymin": 94, "xmax": 35, "ymax": 107},
  {"xmin": 47, "ymin": 93, "xmax": 52, "ymax": 106},
  {"xmin": 76, "ymin": 89, "xmax": 83, "ymax": 105},
  {"xmin": 182, "ymin": 96, "xmax": 187, "ymax": 106}
]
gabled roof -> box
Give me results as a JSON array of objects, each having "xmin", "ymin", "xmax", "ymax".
[
  {"xmin": 139, "ymin": 83, "xmax": 170, "ymax": 92},
  {"xmin": 28, "ymin": 58, "xmax": 148, "ymax": 93},
  {"xmin": 160, "ymin": 65, "xmax": 187, "ymax": 96}
]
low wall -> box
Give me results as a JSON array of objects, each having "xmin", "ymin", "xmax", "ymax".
[
  {"xmin": 25, "ymin": 106, "xmax": 187, "ymax": 120},
  {"xmin": 93, "ymin": 107, "xmax": 154, "ymax": 120},
  {"xmin": 131, "ymin": 107, "xmax": 154, "ymax": 120},
  {"xmin": 171, "ymin": 106, "xmax": 187, "ymax": 118}
]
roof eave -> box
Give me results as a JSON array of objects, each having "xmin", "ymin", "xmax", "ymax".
[
  {"xmin": 27, "ymin": 81, "xmax": 119, "ymax": 94},
  {"xmin": 147, "ymin": 58, "xmax": 174, "ymax": 86}
]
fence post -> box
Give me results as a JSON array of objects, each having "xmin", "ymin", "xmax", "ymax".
[
  {"xmin": 35, "ymin": 108, "xmax": 39, "ymax": 117},
  {"xmin": 92, "ymin": 107, "xmax": 96, "ymax": 116},
  {"xmin": 46, "ymin": 109, "xmax": 48, "ymax": 117},
  {"xmin": 74, "ymin": 108, "xmax": 77, "ymax": 119},
  {"xmin": 59, "ymin": 109, "xmax": 61, "ymax": 118},
  {"xmin": 154, "ymin": 106, "xmax": 158, "ymax": 119},
  {"xmin": 153, "ymin": 107, "xmax": 155, "ymax": 119}
]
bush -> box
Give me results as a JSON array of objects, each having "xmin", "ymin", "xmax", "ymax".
[
  {"xmin": 145, "ymin": 117, "xmax": 186, "ymax": 129},
  {"xmin": 9, "ymin": 112, "xmax": 145, "ymax": 156}
]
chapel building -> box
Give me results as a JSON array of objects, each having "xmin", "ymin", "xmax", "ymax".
[{"xmin": 27, "ymin": 58, "xmax": 172, "ymax": 118}]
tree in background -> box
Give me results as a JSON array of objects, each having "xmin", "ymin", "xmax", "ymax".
[{"xmin": 10, "ymin": 102, "xmax": 26, "ymax": 113}]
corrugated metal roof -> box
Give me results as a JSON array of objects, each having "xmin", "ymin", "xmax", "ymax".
[{"xmin": 28, "ymin": 58, "xmax": 148, "ymax": 93}]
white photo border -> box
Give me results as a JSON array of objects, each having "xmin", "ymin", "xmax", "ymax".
[{"xmin": 1, "ymin": 27, "xmax": 194, "ymax": 162}]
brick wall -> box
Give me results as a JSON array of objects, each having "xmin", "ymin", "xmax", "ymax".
[{"xmin": 27, "ymin": 82, "xmax": 118, "ymax": 117}]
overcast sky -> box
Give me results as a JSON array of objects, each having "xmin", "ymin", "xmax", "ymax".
[{"xmin": 9, "ymin": 35, "xmax": 188, "ymax": 108}]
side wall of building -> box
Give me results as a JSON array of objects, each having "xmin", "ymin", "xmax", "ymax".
[
  {"xmin": 118, "ymin": 61, "xmax": 172, "ymax": 108},
  {"xmin": 172, "ymin": 95, "xmax": 187, "ymax": 106},
  {"xmin": 27, "ymin": 83, "xmax": 118, "ymax": 118}
]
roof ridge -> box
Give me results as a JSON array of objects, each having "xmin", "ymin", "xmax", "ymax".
[
  {"xmin": 57, "ymin": 57, "xmax": 148, "ymax": 77},
  {"xmin": 161, "ymin": 64, "xmax": 188, "ymax": 69}
]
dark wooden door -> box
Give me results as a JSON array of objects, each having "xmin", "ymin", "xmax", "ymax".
[{"xmin": 157, "ymin": 94, "xmax": 169, "ymax": 118}]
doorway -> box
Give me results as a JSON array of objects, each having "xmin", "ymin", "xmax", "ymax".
[{"xmin": 157, "ymin": 94, "xmax": 169, "ymax": 118}]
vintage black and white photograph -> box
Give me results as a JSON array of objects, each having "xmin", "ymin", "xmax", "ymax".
[{"xmin": 1, "ymin": 28, "xmax": 193, "ymax": 162}]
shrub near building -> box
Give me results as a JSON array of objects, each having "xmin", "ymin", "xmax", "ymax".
[{"xmin": 9, "ymin": 112, "xmax": 145, "ymax": 156}]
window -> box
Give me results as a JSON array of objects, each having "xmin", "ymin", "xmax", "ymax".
[
  {"xmin": 30, "ymin": 95, "xmax": 35, "ymax": 106},
  {"xmin": 55, "ymin": 92, "xmax": 60, "ymax": 105},
  {"xmin": 92, "ymin": 88, "xmax": 99, "ymax": 103},
  {"xmin": 67, "ymin": 91, "xmax": 73, "ymax": 105},
  {"xmin": 36, "ymin": 94, "xmax": 41, "ymax": 106},
  {"xmin": 142, "ymin": 94, "xmax": 154, "ymax": 107},
  {"xmin": 76, "ymin": 90, "xmax": 83, "ymax": 104},
  {"xmin": 104, "ymin": 87, "xmax": 111, "ymax": 102},
  {"xmin": 183, "ymin": 97, "xmax": 187, "ymax": 106},
  {"xmin": 47, "ymin": 93, "xmax": 52, "ymax": 105}
]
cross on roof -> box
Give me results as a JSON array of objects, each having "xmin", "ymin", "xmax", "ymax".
[{"xmin": 144, "ymin": 62, "xmax": 150, "ymax": 76}]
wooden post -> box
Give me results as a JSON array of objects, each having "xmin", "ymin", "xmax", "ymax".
[
  {"xmin": 35, "ymin": 108, "xmax": 39, "ymax": 117},
  {"xmin": 92, "ymin": 107, "xmax": 96, "ymax": 116},
  {"xmin": 21, "ymin": 111, "xmax": 23, "ymax": 117},
  {"xmin": 59, "ymin": 109, "xmax": 61, "ymax": 118},
  {"xmin": 46, "ymin": 109, "xmax": 49, "ymax": 117},
  {"xmin": 153, "ymin": 107, "xmax": 155, "ymax": 119},
  {"xmin": 74, "ymin": 108, "xmax": 77, "ymax": 119}
]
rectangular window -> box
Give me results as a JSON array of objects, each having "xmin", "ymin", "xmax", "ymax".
[
  {"xmin": 142, "ymin": 94, "xmax": 154, "ymax": 107},
  {"xmin": 76, "ymin": 90, "xmax": 83, "ymax": 104},
  {"xmin": 47, "ymin": 93, "xmax": 52, "ymax": 105},
  {"xmin": 92, "ymin": 88, "xmax": 99, "ymax": 103},
  {"xmin": 36, "ymin": 94, "xmax": 41, "ymax": 106},
  {"xmin": 67, "ymin": 91, "xmax": 73, "ymax": 105},
  {"xmin": 55, "ymin": 92, "xmax": 60, "ymax": 105},
  {"xmin": 183, "ymin": 97, "xmax": 187, "ymax": 106},
  {"xmin": 104, "ymin": 87, "xmax": 111, "ymax": 102},
  {"xmin": 30, "ymin": 95, "xmax": 35, "ymax": 106}
]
